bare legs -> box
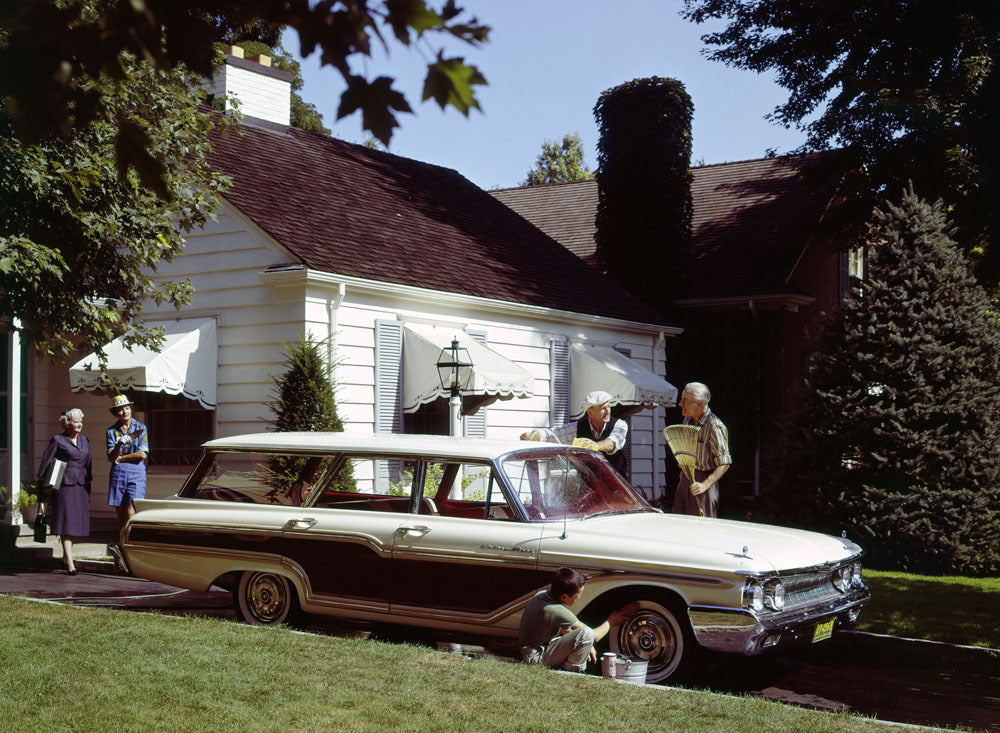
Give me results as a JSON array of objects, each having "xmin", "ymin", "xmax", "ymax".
[
  {"xmin": 114, "ymin": 502, "xmax": 135, "ymax": 532},
  {"xmin": 61, "ymin": 536, "xmax": 77, "ymax": 574}
]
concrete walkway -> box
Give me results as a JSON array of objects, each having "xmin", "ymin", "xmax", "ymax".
[{"xmin": 4, "ymin": 520, "xmax": 120, "ymax": 573}]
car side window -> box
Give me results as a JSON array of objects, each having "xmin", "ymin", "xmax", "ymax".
[
  {"xmin": 183, "ymin": 451, "xmax": 333, "ymax": 507},
  {"xmin": 309, "ymin": 456, "xmax": 419, "ymax": 513},
  {"xmin": 425, "ymin": 461, "xmax": 516, "ymax": 520}
]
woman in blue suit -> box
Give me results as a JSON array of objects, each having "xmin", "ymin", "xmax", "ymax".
[{"xmin": 37, "ymin": 408, "xmax": 92, "ymax": 575}]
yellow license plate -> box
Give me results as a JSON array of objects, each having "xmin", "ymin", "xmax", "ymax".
[{"xmin": 812, "ymin": 618, "xmax": 835, "ymax": 643}]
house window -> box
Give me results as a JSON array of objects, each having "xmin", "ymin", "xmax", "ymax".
[
  {"xmin": 848, "ymin": 246, "xmax": 865, "ymax": 280},
  {"xmin": 136, "ymin": 392, "xmax": 214, "ymax": 468},
  {"xmin": 403, "ymin": 398, "xmax": 449, "ymax": 436}
]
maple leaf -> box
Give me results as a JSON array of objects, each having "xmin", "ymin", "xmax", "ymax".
[
  {"xmin": 337, "ymin": 75, "xmax": 414, "ymax": 145},
  {"xmin": 422, "ymin": 52, "xmax": 486, "ymax": 115}
]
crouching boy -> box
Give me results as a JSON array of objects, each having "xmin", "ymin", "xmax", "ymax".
[{"xmin": 518, "ymin": 567, "xmax": 636, "ymax": 672}]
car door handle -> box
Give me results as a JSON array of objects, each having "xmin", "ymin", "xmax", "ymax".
[
  {"xmin": 398, "ymin": 525, "xmax": 431, "ymax": 536},
  {"xmin": 287, "ymin": 517, "xmax": 317, "ymax": 529}
]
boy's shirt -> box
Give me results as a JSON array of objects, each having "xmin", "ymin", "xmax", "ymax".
[{"xmin": 518, "ymin": 590, "xmax": 577, "ymax": 649}]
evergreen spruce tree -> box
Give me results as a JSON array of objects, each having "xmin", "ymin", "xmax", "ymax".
[
  {"xmin": 268, "ymin": 334, "xmax": 355, "ymax": 494},
  {"xmin": 762, "ymin": 186, "xmax": 1000, "ymax": 575}
]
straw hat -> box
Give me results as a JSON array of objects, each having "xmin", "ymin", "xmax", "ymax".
[{"xmin": 109, "ymin": 394, "xmax": 134, "ymax": 413}]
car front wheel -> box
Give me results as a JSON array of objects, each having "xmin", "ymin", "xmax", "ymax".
[
  {"xmin": 235, "ymin": 571, "xmax": 298, "ymax": 626},
  {"xmin": 610, "ymin": 598, "xmax": 690, "ymax": 683}
]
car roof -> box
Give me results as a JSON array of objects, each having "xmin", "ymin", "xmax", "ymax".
[{"xmin": 202, "ymin": 432, "xmax": 559, "ymax": 460}]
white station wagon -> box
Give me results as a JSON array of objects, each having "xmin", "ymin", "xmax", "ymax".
[{"xmin": 117, "ymin": 432, "xmax": 870, "ymax": 683}]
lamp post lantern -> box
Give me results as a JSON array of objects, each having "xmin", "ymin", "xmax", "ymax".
[{"xmin": 435, "ymin": 338, "xmax": 473, "ymax": 438}]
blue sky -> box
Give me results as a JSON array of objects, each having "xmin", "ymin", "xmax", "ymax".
[{"xmin": 288, "ymin": 0, "xmax": 805, "ymax": 190}]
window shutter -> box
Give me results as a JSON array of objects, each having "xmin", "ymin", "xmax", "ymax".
[
  {"xmin": 463, "ymin": 329, "xmax": 488, "ymax": 438},
  {"xmin": 838, "ymin": 249, "xmax": 850, "ymax": 303},
  {"xmin": 550, "ymin": 339, "xmax": 570, "ymax": 426},
  {"xmin": 375, "ymin": 320, "xmax": 403, "ymax": 491}
]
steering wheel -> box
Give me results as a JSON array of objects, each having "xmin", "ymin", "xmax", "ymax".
[{"xmin": 572, "ymin": 490, "xmax": 601, "ymax": 513}]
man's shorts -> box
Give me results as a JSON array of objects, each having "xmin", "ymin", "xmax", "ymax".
[{"xmin": 108, "ymin": 463, "xmax": 147, "ymax": 507}]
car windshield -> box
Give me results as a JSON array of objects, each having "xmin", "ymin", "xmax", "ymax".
[{"xmin": 499, "ymin": 449, "xmax": 655, "ymax": 520}]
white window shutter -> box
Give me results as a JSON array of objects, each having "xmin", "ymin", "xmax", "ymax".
[
  {"xmin": 550, "ymin": 339, "xmax": 570, "ymax": 427},
  {"xmin": 375, "ymin": 320, "xmax": 403, "ymax": 491},
  {"xmin": 463, "ymin": 329, "xmax": 488, "ymax": 438}
]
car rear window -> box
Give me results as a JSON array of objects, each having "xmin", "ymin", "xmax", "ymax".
[{"xmin": 181, "ymin": 451, "xmax": 337, "ymax": 506}]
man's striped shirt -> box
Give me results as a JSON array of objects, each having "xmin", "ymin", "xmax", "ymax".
[{"xmin": 684, "ymin": 409, "xmax": 731, "ymax": 471}]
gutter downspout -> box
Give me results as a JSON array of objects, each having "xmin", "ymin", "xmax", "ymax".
[{"xmin": 326, "ymin": 283, "xmax": 347, "ymax": 380}]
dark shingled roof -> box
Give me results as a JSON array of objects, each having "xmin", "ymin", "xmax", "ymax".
[
  {"xmin": 491, "ymin": 154, "xmax": 840, "ymax": 300},
  {"xmin": 207, "ymin": 122, "xmax": 670, "ymax": 326}
]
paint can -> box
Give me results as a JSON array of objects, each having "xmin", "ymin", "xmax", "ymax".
[{"xmin": 601, "ymin": 652, "xmax": 617, "ymax": 678}]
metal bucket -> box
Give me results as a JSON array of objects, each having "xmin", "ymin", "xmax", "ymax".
[
  {"xmin": 615, "ymin": 657, "xmax": 648, "ymax": 685},
  {"xmin": 602, "ymin": 654, "xmax": 648, "ymax": 685}
]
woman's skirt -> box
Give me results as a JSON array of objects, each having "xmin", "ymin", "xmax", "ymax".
[{"xmin": 50, "ymin": 481, "xmax": 90, "ymax": 537}]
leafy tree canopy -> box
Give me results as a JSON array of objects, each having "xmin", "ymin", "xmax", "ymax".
[
  {"xmin": 523, "ymin": 132, "xmax": 593, "ymax": 186},
  {"xmin": 1, "ymin": 0, "xmax": 490, "ymax": 195},
  {"xmin": 0, "ymin": 46, "xmax": 231, "ymax": 364},
  {"xmin": 682, "ymin": 0, "xmax": 1000, "ymax": 286},
  {"xmin": 762, "ymin": 186, "xmax": 1000, "ymax": 575}
]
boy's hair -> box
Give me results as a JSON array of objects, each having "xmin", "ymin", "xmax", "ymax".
[{"xmin": 551, "ymin": 567, "xmax": 587, "ymax": 598}]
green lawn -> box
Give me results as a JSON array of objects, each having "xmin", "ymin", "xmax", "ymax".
[
  {"xmin": 1, "ymin": 595, "xmax": 935, "ymax": 733},
  {"xmin": 856, "ymin": 569, "xmax": 1000, "ymax": 648}
]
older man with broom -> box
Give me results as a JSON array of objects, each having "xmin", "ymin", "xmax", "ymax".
[{"xmin": 671, "ymin": 382, "xmax": 731, "ymax": 517}]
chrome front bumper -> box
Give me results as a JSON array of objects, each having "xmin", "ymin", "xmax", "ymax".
[{"xmin": 687, "ymin": 586, "xmax": 870, "ymax": 655}]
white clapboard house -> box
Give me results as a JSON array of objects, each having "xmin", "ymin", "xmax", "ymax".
[{"xmin": 4, "ymin": 48, "xmax": 682, "ymax": 527}]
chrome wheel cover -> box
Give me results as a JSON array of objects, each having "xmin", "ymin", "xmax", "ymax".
[
  {"xmin": 243, "ymin": 572, "xmax": 290, "ymax": 624},
  {"xmin": 612, "ymin": 601, "xmax": 684, "ymax": 682}
]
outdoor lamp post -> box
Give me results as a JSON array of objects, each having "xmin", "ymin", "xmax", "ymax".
[{"xmin": 435, "ymin": 337, "xmax": 473, "ymax": 438}]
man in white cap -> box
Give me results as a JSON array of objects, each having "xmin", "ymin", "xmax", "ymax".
[{"xmin": 520, "ymin": 390, "xmax": 629, "ymax": 475}]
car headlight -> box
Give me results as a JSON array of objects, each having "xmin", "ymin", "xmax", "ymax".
[
  {"xmin": 764, "ymin": 579, "xmax": 785, "ymax": 610},
  {"xmin": 852, "ymin": 561, "xmax": 863, "ymax": 588},
  {"xmin": 745, "ymin": 580, "xmax": 764, "ymax": 612},
  {"xmin": 832, "ymin": 565, "xmax": 852, "ymax": 592}
]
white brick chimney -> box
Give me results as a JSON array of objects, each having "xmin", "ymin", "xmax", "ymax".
[{"xmin": 205, "ymin": 45, "xmax": 292, "ymax": 126}]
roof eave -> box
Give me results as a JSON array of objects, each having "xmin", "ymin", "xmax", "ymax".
[
  {"xmin": 673, "ymin": 293, "xmax": 815, "ymax": 312},
  {"xmin": 261, "ymin": 266, "xmax": 684, "ymax": 337}
]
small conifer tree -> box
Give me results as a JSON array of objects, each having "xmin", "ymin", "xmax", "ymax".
[
  {"xmin": 268, "ymin": 334, "xmax": 355, "ymax": 494},
  {"xmin": 762, "ymin": 186, "xmax": 1000, "ymax": 575}
]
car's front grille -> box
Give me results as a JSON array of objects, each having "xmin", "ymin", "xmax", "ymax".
[{"xmin": 781, "ymin": 570, "xmax": 839, "ymax": 610}]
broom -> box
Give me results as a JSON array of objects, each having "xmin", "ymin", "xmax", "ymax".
[{"xmin": 663, "ymin": 424, "xmax": 705, "ymax": 516}]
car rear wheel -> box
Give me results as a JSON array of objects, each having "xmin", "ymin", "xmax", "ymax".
[
  {"xmin": 235, "ymin": 571, "xmax": 299, "ymax": 626},
  {"xmin": 610, "ymin": 598, "xmax": 690, "ymax": 684}
]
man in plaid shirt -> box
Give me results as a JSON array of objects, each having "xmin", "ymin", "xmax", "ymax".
[{"xmin": 672, "ymin": 382, "xmax": 731, "ymax": 517}]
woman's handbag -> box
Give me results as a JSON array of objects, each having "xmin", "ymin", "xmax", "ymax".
[{"xmin": 33, "ymin": 503, "xmax": 47, "ymax": 543}]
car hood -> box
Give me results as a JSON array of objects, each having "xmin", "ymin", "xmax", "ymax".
[{"xmin": 542, "ymin": 512, "xmax": 862, "ymax": 575}]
